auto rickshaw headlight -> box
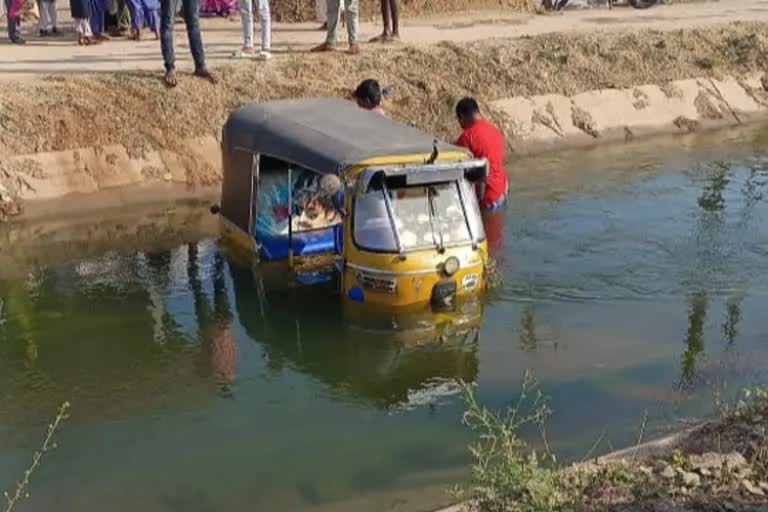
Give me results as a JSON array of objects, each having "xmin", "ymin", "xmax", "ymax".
[{"xmin": 443, "ymin": 256, "xmax": 460, "ymax": 277}]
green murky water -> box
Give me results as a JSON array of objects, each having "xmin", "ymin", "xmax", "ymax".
[{"xmin": 2, "ymin": 127, "xmax": 768, "ymax": 511}]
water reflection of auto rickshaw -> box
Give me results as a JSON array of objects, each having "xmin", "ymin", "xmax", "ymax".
[
  {"xmin": 228, "ymin": 263, "xmax": 481, "ymax": 409},
  {"xmin": 213, "ymin": 98, "xmax": 490, "ymax": 310}
]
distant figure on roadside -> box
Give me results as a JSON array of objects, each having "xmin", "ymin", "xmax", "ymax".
[
  {"xmin": 454, "ymin": 97, "xmax": 508, "ymax": 211},
  {"xmin": 231, "ymin": 0, "xmax": 270, "ymax": 60},
  {"xmin": 311, "ymin": 0, "xmax": 358, "ymax": 55},
  {"xmin": 126, "ymin": 0, "xmax": 160, "ymax": 39},
  {"xmin": 315, "ymin": 0, "xmax": 344, "ymax": 31},
  {"xmin": 5, "ymin": 0, "xmax": 25, "ymax": 43},
  {"xmin": 36, "ymin": 0, "xmax": 58, "ymax": 36},
  {"xmin": 159, "ymin": 0, "xmax": 217, "ymax": 87},
  {"xmin": 370, "ymin": 0, "xmax": 399, "ymax": 42},
  {"xmin": 199, "ymin": 0, "xmax": 235, "ymax": 17},
  {"xmin": 88, "ymin": 0, "xmax": 111, "ymax": 40},
  {"xmin": 352, "ymin": 79, "xmax": 386, "ymax": 116},
  {"xmin": 70, "ymin": 0, "xmax": 97, "ymax": 44}
]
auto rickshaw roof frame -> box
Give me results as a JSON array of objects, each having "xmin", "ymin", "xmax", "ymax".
[{"xmin": 222, "ymin": 98, "xmax": 472, "ymax": 176}]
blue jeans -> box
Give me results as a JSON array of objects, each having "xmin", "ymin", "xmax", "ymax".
[
  {"xmin": 160, "ymin": 0, "xmax": 205, "ymax": 71},
  {"xmin": 483, "ymin": 192, "xmax": 508, "ymax": 212}
]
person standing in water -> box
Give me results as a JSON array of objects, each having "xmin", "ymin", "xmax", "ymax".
[
  {"xmin": 352, "ymin": 79, "xmax": 386, "ymax": 116},
  {"xmin": 454, "ymin": 97, "xmax": 508, "ymax": 211},
  {"xmin": 159, "ymin": 0, "xmax": 216, "ymax": 87},
  {"xmin": 370, "ymin": 0, "xmax": 398, "ymax": 42}
]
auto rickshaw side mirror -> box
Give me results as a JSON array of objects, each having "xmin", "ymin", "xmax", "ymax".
[{"xmin": 464, "ymin": 162, "xmax": 488, "ymax": 183}]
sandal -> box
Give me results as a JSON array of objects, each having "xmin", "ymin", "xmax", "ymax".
[
  {"xmin": 193, "ymin": 67, "xmax": 218, "ymax": 84},
  {"xmin": 369, "ymin": 33, "xmax": 389, "ymax": 43},
  {"xmin": 311, "ymin": 42, "xmax": 335, "ymax": 52},
  {"xmin": 231, "ymin": 49, "xmax": 257, "ymax": 60},
  {"xmin": 346, "ymin": 44, "xmax": 361, "ymax": 55}
]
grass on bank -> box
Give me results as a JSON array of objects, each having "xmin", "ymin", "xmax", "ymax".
[
  {"xmin": 456, "ymin": 376, "xmax": 768, "ymax": 512},
  {"xmin": 2, "ymin": 402, "xmax": 70, "ymax": 512}
]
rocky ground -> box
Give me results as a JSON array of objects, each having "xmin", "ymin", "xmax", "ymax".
[{"xmin": 567, "ymin": 390, "xmax": 768, "ymax": 512}]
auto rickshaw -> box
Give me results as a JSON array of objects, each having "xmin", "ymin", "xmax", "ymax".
[{"xmin": 213, "ymin": 98, "xmax": 490, "ymax": 310}]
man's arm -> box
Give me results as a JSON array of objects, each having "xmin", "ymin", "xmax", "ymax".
[{"xmin": 455, "ymin": 130, "xmax": 470, "ymax": 149}]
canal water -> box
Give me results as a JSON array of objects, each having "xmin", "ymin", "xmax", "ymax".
[{"xmin": 2, "ymin": 126, "xmax": 768, "ymax": 511}]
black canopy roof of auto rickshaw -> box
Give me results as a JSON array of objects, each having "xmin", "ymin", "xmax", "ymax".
[{"xmin": 222, "ymin": 98, "xmax": 470, "ymax": 174}]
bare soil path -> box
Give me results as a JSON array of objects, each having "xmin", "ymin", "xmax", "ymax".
[{"xmin": 0, "ymin": 0, "xmax": 766, "ymax": 81}]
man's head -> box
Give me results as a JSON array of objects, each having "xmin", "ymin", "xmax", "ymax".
[
  {"xmin": 353, "ymin": 79, "xmax": 383, "ymax": 111},
  {"xmin": 455, "ymin": 97, "xmax": 481, "ymax": 129}
]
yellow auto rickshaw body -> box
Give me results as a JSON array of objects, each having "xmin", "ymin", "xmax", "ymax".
[{"xmin": 216, "ymin": 98, "xmax": 490, "ymax": 310}]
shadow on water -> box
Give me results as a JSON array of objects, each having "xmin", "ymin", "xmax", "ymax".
[
  {"xmin": 227, "ymin": 259, "xmax": 482, "ymax": 410},
  {"xmin": 0, "ymin": 232, "xmax": 484, "ymax": 425}
]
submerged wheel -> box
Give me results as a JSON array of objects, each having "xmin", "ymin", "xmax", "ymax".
[{"xmin": 628, "ymin": 0, "xmax": 659, "ymax": 8}]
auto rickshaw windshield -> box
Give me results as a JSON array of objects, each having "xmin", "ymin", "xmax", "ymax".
[{"xmin": 354, "ymin": 178, "xmax": 485, "ymax": 253}]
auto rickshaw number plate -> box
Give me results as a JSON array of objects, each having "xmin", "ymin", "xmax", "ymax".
[{"xmin": 462, "ymin": 273, "xmax": 480, "ymax": 291}]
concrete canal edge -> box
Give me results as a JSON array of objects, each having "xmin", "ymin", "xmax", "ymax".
[
  {"xmin": 3, "ymin": 71, "xmax": 768, "ymax": 220},
  {"xmin": 494, "ymin": 72, "xmax": 768, "ymax": 155}
]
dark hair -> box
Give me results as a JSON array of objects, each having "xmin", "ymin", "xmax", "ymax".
[
  {"xmin": 455, "ymin": 97, "xmax": 480, "ymax": 119},
  {"xmin": 353, "ymin": 79, "xmax": 382, "ymax": 107}
]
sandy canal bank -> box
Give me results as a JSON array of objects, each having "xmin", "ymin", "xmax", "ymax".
[{"xmin": 3, "ymin": 16, "xmax": 768, "ymax": 219}]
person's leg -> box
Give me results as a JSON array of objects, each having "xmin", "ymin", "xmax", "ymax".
[
  {"xmin": 75, "ymin": 17, "xmax": 95, "ymax": 42},
  {"xmin": 49, "ymin": 0, "xmax": 58, "ymax": 30},
  {"xmin": 182, "ymin": 0, "xmax": 216, "ymax": 81},
  {"xmin": 88, "ymin": 0, "xmax": 104, "ymax": 35},
  {"xmin": 310, "ymin": 0, "xmax": 337, "ymax": 51},
  {"xmin": 36, "ymin": 0, "xmax": 48, "ymax": 32},
  {"xmin": 143, "ymin": 0, "xmax": 159, "ymax": 36},
  {"xmin": 256, "ymin": 0, "xmax": 269, "ymax": 54},
  {"xmin": 368, "ymin": 0, "xmax": 388, "ymax": 42},
  {"xmin": 236, "ymin": 0, "xmax": 253, "ymax": 51},
  {"xmin": 7, "ymin": 0, "xmax": 23, "ymax": 41},
  {"xmin": 315, "ymin": 0, "xmax": 325, "ymax": 25},
  {"xmin": 324, "ymin": 0, "xmax": 339, "ymax": 43},
  {"xmin": 126, "ymin": 0, "xmax": 143, "ymax": 35},
  {"xmin": 6, "ymin": 0, "xmax": 15, "ymax": 40},
  {"xmin": 160, "ymin": 0, "xmax": 177, "ymax": 79},
  {"xmin": 388, "ymin": 0, "xmax": 399, "ymax": 38},
  {"xmin": 344, "ymin": 0, "xmax": 358, "ymax": 52},
  {"xmin": 380, "ymin": 0, "xmax": 389, "ymax": 36}
]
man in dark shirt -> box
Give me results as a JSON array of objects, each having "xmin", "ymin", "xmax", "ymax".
[{"xmin": 454, "ymin": 97, "xmax": 508, "ymax": 211}]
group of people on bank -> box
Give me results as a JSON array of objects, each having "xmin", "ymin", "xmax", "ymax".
[{"xmin": 4, "ymin": 0, "xmax": 399, "ymax": 84}]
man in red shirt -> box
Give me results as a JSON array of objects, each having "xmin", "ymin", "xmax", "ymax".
[{"xmin": 454, "ymin": 97, "xmax": 508, "ymax": 211}]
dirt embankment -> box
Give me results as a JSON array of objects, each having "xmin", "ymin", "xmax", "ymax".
[
  {"xmin": 2, "ymin": 21, "xmax": 768, "ymax": 217},
  {"xmin": 271, "ymin": 0, "xmax": 536, "ymax": 23},
  {"xmin": 3, "ymin": 22, "xmax": 768, "ymax": 158}
]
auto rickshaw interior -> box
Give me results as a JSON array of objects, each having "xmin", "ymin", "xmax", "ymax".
[{"xmin": 352, "ymin": 163, "xmax": 487, "ymax": 258}]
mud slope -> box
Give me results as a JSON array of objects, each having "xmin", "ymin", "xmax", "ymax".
[{"xmin": 2, "ymin": 22, "xmax": 768, "ymax": 163}]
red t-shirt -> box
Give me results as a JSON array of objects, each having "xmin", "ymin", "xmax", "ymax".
[{"xmin": 455, "ymin": 119, "xmax": 508, "ymax": 208}]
